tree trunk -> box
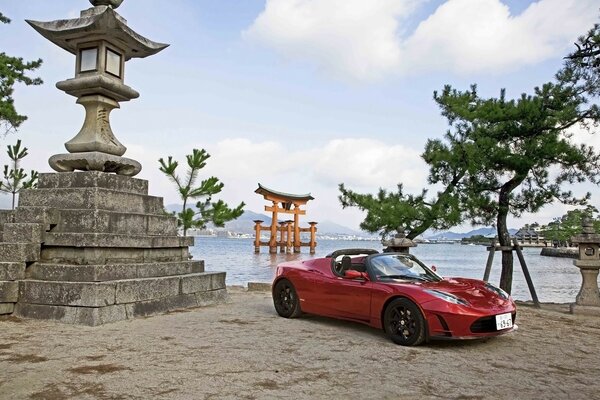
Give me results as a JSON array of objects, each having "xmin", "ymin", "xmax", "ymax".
[
  {"xmin": 496, "ymin": 177, "xmax": 523, "ymax": 294},
  {"xmin": 497, "ymin": 206, "xmax": 513, "ymax": 294}
]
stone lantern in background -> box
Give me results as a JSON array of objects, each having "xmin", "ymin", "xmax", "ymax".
[
  {"xmin": 27, "ymin": 0, "xmax": 168, "ymax": 176},
  {"xmin": 570, "ymin": 217, "xmax": 600, "ymax": 315},
  {"xmin": 382, "ymin": 227, "xmax": 416, "ymax": 254}
]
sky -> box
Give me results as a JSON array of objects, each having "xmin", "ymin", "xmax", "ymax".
[{"xmin": 1, "ymin": 0, "xmax": 599, "ymax": 233}]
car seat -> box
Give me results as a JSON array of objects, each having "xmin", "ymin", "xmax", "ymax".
[{"xmin": 340, "ymin": 256, "xmax": 352, "ymax": 274}]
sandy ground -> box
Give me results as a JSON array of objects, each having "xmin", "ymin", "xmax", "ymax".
[{"xmin": 1, "ymin": 287, "xmax": 599, "ymax": 400}]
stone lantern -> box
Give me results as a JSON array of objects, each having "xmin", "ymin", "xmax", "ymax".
[
  {"xmin": 0, "ymin": 0, "xmax": 227, "ymax": 326},
  {"xmin": 382, "ymin": 227, "xmax": 416, "ymax": 254},
  {"xmin": 570, "ymin": 217, "xmax": 600, "ymax": 315},
  {"xmin": 26, "ymin": 0, "xmax": 168, "ymax": 176}
]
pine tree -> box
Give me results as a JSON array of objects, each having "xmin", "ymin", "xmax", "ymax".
[
  {"xmin": 159, "ymin": 148, "xmax": 245, "ymax": 236},
  {"xmin": 0, "ymin": 12, "xmax": 43, "ymax": 134}
]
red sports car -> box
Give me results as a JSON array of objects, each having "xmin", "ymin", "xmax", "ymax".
[{"xmin": 272, "ymin": 249, "xmax": 517, "ymax": 346}]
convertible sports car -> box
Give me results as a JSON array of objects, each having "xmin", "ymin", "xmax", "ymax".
[{"xmin": 272, "ymin": 249, "xmax": 516, "ymax": 346}]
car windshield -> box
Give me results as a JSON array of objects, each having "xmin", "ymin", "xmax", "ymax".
[{"xmin": 369, "ymin": 254, "xmax": 442, "ymax": 282}]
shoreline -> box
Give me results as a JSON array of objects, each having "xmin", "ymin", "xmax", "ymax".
[{"xmin": 1, "ymin": 286, "xmax": 599, "ymax": 399}]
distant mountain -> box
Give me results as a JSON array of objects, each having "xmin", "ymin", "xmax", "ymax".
[
  {"xmin": 424, "ymin": 227, "xmax": 518, "ymax": 240},
  {"xmin": 316, "ymin": 220, "xmax": 365, "ymax": 236},
  {"xmin": 163, "ymin": 206, "xmax": 364, "ymax": 236}
]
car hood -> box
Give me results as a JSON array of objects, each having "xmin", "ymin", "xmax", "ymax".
[
  {"xmin": 384, "ymin": 277, "xmax": 512, "ymax": 308},
  {"xmin": 425, "ymin": 277, "xmax": 511, "ymax": 308}
]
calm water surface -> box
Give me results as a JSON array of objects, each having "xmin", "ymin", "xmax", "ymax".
[{"xmin": 190, "ymin": 237, "xmax": 580, "ymax": 303}]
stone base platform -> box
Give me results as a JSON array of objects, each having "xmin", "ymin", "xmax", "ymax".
[{"xmin": 0, "ymin": 171, "xmax": 228, "ymax": 325}]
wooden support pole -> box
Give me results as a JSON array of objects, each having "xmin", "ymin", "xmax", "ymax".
[
  {"xmin": 513, "ymin": 238, "xmax": 541, "ymax": 308},
  {"xmin": 279, "ymin": 222, "xmax": 286, "ymax": 253},
  {"xmin": 484, "ymin": 240, "xmax": 496, "ymax": 282},
  {"xmin": 253, "ymin": 220, "xmax": 263, "ymax": 253},
  {"xmin": 293, "ymin": 204, "xmax": 300, "ymax": 253},
  {"xmin": 269, "ymin": 201, "xmax": 278, "ymax": 254},
  {"xmin": 309, "ymin": 222, "xmax": 317, "ymax": 254},
  {"xmin": 286, "ymin": 221, "xmax": 293, "ymax": 254}
]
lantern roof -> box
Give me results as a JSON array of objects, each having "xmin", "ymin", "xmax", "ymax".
[{"xmin": 26, "ymin": 6, "xmax": 168, "ymax": 60}]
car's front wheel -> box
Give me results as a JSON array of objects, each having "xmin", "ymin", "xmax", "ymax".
[
  {"xmin": 383, "ymin": 298, "xmax": 426, "ymax": 346},
  {"xmin": 273, "ymin": 279, "xmax": 302, "ymax": 318}
]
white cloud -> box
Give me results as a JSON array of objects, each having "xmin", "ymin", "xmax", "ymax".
[
  {"xmin": 193, "ymin": 137, "xmax": 428, "ymax": 224},
  {"xmin": 243, "ymin": 0, "xmax": 418, "ymax": 80},
  {"xmin": 311, "ymin": 138, "xmax": 427, "ymax": 189},
  {"xmin": 244, "ymin": 0, "xmax": 599, "ymax": 80}
]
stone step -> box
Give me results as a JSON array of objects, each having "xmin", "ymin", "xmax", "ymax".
[
  {"xmin": 14, "ymin": 288, "xmax": 228, "ymax": 326},
  {"xmin": 43, "ymin": 232, "xmax": 193, "ymax": 248},
  {"xmin": 27, "ymin": 260, "xmax": 204, "ymax": 281},
  {"xmin": 14, "ymin": 207, "xmax": 60, "ymax": 226},
  {"xmin": 0, "ymin": 243, "xmax": 40, "ymax": 262},
  {"xmin": 18, "ymin": 272, "xmax": 226, "ymax": 307},
  {"xmin": 53, "ymin": 209, "xmax": 177, "ymax": 236},
  {"xmin": 0, "ymin": 210, "xmax": 14, "ymax": 227},
  {"xmin": 37, "ymin": 171, "xmax": 148, "ymax": 195},
  {"xmin": 0, "ymin": 281, "xmax": 19, "ymax": 302},
  {"xmin": 0, "ymin": 262, "xmax": 26, "ymax": 280},
  {"xmin": 41, "ymin": 246, "xmax": 190, "ymax": 264},
  {"xmin": 0, "ymin": 303, "xmax": 15, "ymax": 315},
  {"xmin": 19, "ymin": 188, "xmax": 164, "ymax": 215},
  {"xmin": 2, "ymin": 223, "xmax": 45, "ymax": 243}
]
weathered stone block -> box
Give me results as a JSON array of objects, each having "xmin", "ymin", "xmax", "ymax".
[
  {"xmin": 0, "ymin": 210, "xmax": 14, "ymax": 226},
  {"xmin": 43, "ymin": 232, "xmax": 193, "ymax": 248},
  {"xmin": 0, "ymin": 281, "xmax": 18, "ymax": 302},
  {"xmin": 190, "ymin": 260, "xmax": 205, "ymax": 273},
  {"xmin": 248, "ymin": 282, "xmax": 272, "ymax": 292},
  {"xmin": 14, "ymin": 302, "xmax": 127, "ymax": 326},
  {"xmin": 37, "ymin": 171, "xmax": 148, "ymax": 195},
  {"xmin": 51, "ymin": 209, "xmax": 178, "ymax": 236},
  {"xmin": 181, "ymin": 273, "xmax": 211, "ymax": 294},
  {"xmin": 14, "ymin": 207, "xmax": 60, "ymax": 226},
  {"xmin": 136, "ymin": 261, "xmax": 197, "ymax": 278},
  {"xmin": 41, "ymin": 246, "xmax": 190, "ymax": 264},
  {"xmin": 0, "ymin": 243, "xmax": 40, "ymax": 262},
  {"xmin": 0, "ymin": 262, "xmax": 26, "ymax": 280},
  {"xmin": 2, "ymin": 223, "xmax": 45, "ymax": 243},
  {"xmin": 19, "ymin": 188, "xmax": 164, "ymax": 215},
  {"xmin": 115, "ymin": 276, "xmax": 180, "ymax": 304},
  {"xmin": 19, "ymin": 280, "xmax": 116, "ymax": 307},
  {"xmin": 195, "ymin": 288, "xmax": 229, "ymax": 306},
  {"xmin": 0, "ymin": 303, "xmax": 15, "ymax": 315},
  {"xmin": 27, "ymin": 261, "xmax": 201, "ymax": 281},
  {"xmin": 210, "ymin": 272, "xmax": 226, "ymax": 290},
  {"xmin": 124, "ymin": 294, "xmax": 198, "ymax": 318}
]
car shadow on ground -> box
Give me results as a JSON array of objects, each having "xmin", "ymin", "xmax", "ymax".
[{"xmin": 267, "ymin": 309, "xmax": 505, "ymax": 349}]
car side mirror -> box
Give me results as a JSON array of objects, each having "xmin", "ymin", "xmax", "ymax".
[{"xmin": 344, "ymin": 270, "xmax": 369, "ymax": 280}]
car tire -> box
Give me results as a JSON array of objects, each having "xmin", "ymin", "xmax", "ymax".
[
  {"xmin": 383, "ymin": 298, "xmax": 426, "ymax": 346},
  {"xmin": 273, "ymin": 279, "xmax": 302, "ymax": 318}
]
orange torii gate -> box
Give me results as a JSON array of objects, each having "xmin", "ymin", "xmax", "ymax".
[{"xmin": 253, "ymin": 184, "xmax": 317, "ymax": 254}]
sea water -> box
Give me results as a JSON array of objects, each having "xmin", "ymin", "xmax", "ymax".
[{"xmin": 191, "ymin": 237, "xmax": 581, "ymax": 304}]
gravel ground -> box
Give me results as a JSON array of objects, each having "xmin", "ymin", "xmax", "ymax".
[{"xmin": 1, "ymin": 287, "xmax": 599, "ymax": 400}]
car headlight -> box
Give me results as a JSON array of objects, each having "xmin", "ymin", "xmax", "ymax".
[
  {"xmin": 424, "ymin": 289, "xmax": 469, "ymax": 305},
  {"xmin": 485, "ymin": 283, "xmax": 509, "ymax": 300}
]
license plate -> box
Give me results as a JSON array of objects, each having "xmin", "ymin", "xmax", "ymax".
[{"xmin": 495, "ymin": 313, "xmax": 513, "ymax": 330}]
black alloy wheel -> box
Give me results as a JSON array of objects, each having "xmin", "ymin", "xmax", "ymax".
[
  {"xmin": 273, "ymin": 279, "xmax": 302, "ymax": 318},
  {"xmin": 384, "ymin": 298, "xmax": 426, "ymax": 346}
]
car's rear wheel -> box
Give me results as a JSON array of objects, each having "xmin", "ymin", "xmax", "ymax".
[
  {"xmin": 384, "ymin": 298, "xmax": 426, "ymax": 346},
  {"xmin": 273, "ymin": 279, "xmax": 302, "ymax": 318}
]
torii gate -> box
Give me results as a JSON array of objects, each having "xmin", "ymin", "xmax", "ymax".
[{"xmin": 253, "ymin": 184, "xmax": 317, "ymax": 254}]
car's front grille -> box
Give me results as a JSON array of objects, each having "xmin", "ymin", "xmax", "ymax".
[{"xmin": 470, "ymin": 313, "xmax": 516, "ymax": 333}]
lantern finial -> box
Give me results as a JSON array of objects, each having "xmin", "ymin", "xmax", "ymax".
[{"xmin": 90, "ymin": 0, "xmax": 123, "ymax": 9}]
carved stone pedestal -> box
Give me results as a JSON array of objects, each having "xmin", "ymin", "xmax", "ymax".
[{"xmin": 0, "ymin": 172, "xmax": 227, "ymax": 325}]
